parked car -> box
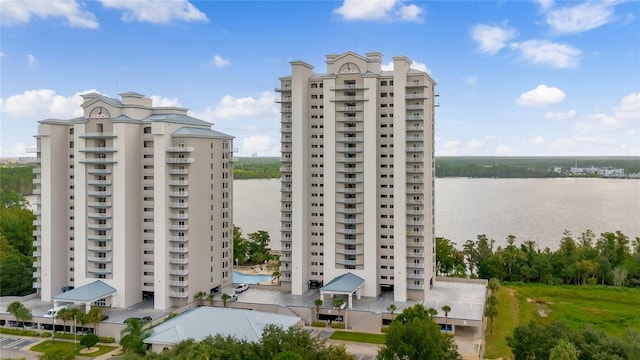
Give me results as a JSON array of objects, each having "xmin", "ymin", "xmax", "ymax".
[
  {"xmin": 234, "ymin": 283, "xmax": 249, "ymax": 293},
  {"xmin": 101, "ymin": 315, "xmax": 110, "ymax": 321},
  {"xmin": 226, "ymin": 293, "xmax": 238, "ymax": 302},
  {"xmin": 124, "ymin": 316, "xmax": 152, "ymax": 324}
]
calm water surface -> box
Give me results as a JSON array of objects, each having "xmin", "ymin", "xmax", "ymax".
[{"xmin": 234, "ymin": 178, "xmax": 640, "ymax": 250}]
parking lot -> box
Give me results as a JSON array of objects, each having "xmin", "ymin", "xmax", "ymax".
[{"xmin": 0, "ymin": 336, "xmax": 39, "ymax": 350}]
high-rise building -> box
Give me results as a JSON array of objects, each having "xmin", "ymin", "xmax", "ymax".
[
  {"xmin": 277, "ymin": 51, "xmax": 437, "ymax": 302},
  {"xmin": 32, "ymin": 92, "xmax": 234, "ymax": 310}
]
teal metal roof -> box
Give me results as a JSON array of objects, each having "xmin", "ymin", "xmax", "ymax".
[
  {"xmin": 172, "ymin": 126, "xmax": 233, "ymax": 139},
  {"xmin": 53, "ymin": 280, "xmax": 116, "ymax": 302},
  {"xmin": 320, "ymin": 273, "xmax": 365, "ymax": 293},
  {"xmin": 144, "ymin": 307, "xmax": 301, "ymax": 345}
]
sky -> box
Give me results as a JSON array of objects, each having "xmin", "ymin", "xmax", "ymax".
[{"xmin": 1, "ymin": 0, "xmax": 639, "ymax": 158}]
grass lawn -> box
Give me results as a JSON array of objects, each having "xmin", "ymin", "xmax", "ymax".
[
  {"xmin": 30, "ymin": 340, "xmax": 119, "ymax": 357},
  {"xmin": 484, "ymin": 283, "xmax": 640, "ymax": 359},
  {"xmin": 329, "ymin": 331, "xmax": 386, "ymax": 344}
]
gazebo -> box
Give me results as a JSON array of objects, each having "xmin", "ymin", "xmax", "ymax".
[
  {"xmin": 52, "ymin": 280, "xmax": 116, "ymax": 313},
  {"xmin": 319, "ymin": 272, "xmax": 364, "ymax": 309}
]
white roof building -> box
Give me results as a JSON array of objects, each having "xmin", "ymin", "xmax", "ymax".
[{"xmin": 144, "ymin": 307, "xmax": 303, "ymax": 352}]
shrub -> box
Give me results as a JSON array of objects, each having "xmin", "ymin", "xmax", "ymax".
[
  {"xmin": 98, "ymin": 336, "xmax": 115, "ymax": 343},
  {"xmin": 331, "ymin": 323, "xmax": 346, "ymax": 329},
  {"xmin": 41, "ymin": 331, "xmax": 52, "ymax": 338},
  {"xmin": 0, "ymin": 328, "xmax": 36, "ymax": 336},
  {"xmin": 311, "ymin": 321, "xmax": 326, "ymax": 327},
  {"xmin": 80, "ymin": 333, "xmax": 99, "ymax": 348}
]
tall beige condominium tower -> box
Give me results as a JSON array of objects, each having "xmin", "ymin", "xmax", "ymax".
[
  {"xmin": 278, "ymin": 51, "xmax": 437, "ymax": 302},
  {"xmin": 32, "ymin": 92, "xmax": 234, "ymax": 310}
]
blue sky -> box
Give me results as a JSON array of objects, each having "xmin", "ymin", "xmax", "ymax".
[{"xmin": 1, "ymin": 0, "xmax": 639, "ymax": 157}]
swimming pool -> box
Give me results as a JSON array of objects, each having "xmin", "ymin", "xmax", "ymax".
[{"xmin": 233, "ymin": 271, "xmax": 272, "ymax": 284}]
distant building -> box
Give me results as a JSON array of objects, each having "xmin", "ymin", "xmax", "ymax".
[
  {"xmin": 32, "ymin": 92, "xmax": 234, "ymax": 310},
  {"xmin": 277, "ymin": 51, "xmax": 437, "ymax": 302}
]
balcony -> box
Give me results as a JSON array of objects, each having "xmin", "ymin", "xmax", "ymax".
[
  {"xmin": 80, "ymin": 147, "xmax": 117, "ymax": 153},
  {"xmin": 336, "ymin": 259, "xmax": 363, "ymax": 266},
  {"xmin": 32, "ymin": 189, "xmax": 41, "ymax": 195},
  {"xmin": 407, "ymin": 273, "xmax": 424, "ymax": 279},
  {"xmin": 406, "ymin": 104, "xmax": 424, "ymax": 110},
  {"xmin": 407, "ymin": 284, "xmax": 425, "ymax": 290},
  {"xmin": 33, "ymin": 230, "xmax": 41, "ymax": 237},
  {"xmin": 336, "ymin": 167, "xmax": 364, "ymax": 173},
  {"xmin": 168, "ymin": 180, "xmax": 188, "ymax": 186},
  {"xmin": 336, "ymin": 126, "xmax": 364, "ymax": 132},
  {"xmin": 274, "ymin": 86, "xmax": 291, "ymax": 92},
  {"xmin": 275, "ymin": 97, "xmax": 292, "ymax": 103},
  {"xmin": 336, "ymin": 147, "xmax": 363, "ymax": 152},
  {"xmin": 169, "ymin": 291, "xmax": 189, "ymax": 298},
  {"xmin": 407, "ymin": 115, "xmax": 423, "ymax": 121},
  {"xmin": 407, "ymin": 189, "xmax": 423, "ymax": 195},
  {"xmin": 33, "ymin": 168, "xmax": 41, "ymax": 174},
  {"xmin": 32, "ymin": 178, "xmax": 41, "ymax": 184},
  {"xmin": 280, "ymin": 107, "xmax": 292, "ymax": 113},
  {"xmin": 169, "ymin": 191, "xmax": 188, "ymax": 197},
  {"xmin": 88, "ymin": 234, "xmax": 112, "ymax": 241},
  {"xmin": 336, "ymin": 187, "xmax": 364, "ymax": 194},
  {"xmin": 169, "ymin": 202, "xmax": 189, "ymax": 208},
  {"xmin": 88, "ymin": 202, "xmax": 111, "ymax": 207},
  {"xmin": 80, "ymin": 158, "xmax": 117, "ymax": 164},
  {"xmin": 405, "ymin": 93, "xmax": 428, "ymax": 99},
  {"xmin": 88, "ymin": 212, "xmax": 112, "ymax": 219},
  {"xmin": 169, "ymin": 247, "xmax": 189, "ymax": 253},
  {"xmin": 169, "ymin": 281, "xmax": 189, "ymax": 287},
  {"xmin": 331, "ymin": 84, "xmax": 367, "ymax": 90},
  {"xmin": 169, "ymin": 269, "xmax": 189, "ymax": 276},
  {"xmin": 336, "ymin": 106, "xmax": 363, "ymax": 112},
  {"xmin": 88, "ymin": 257, "xmax": 112, "ymax": 263},
  {"xmin": 33, "ymin": 220, "xmax": 41, "ymax": 226},
  {"xmin": 335, "ymin": 197, "xmax": 364, "ymax": 204},
  {"xmin": 169, "ymin": 168, "xmax": 189, "ymax": 175},
  {"xmin": 88, "ymin": 168, "xmax": 112, "ymax": 175},
  {"xmin": 166, "ymin": 146, "xmax": 194, "ymax": 152},
  {"xmin": 166, "ymin": 158, "xmax": 194, "ymax": 164},
  {"xmin": 336, "ymin": 157, "xmax": 363, "ymax": 163},
  {"xmin": 88, "ymin": 223, "xmax": 112, "ymax": 230},
  {"xmin": 88, "ymin": 191, "xmax": 112, "ymax": 197},
  {"xmin": 335, "ymin": 228, "xmax": 363, "ymax": 235},
  {"xmin": 169, "ymin": 236, "xmax": 189, "ymax": 242},
  {"xmin": 407, "ymin": 147, "xmax": 424, "ymax": 153},
  {"xmin": 88, "ymin": 246, "xmax": 112, "ymax": 252},
  {"xmin": 336, "ymin": 136, "xmax": 363, "ymax": 142},
  {"xmin": 336, "ymin": 207, "xmax": 363, "ymax": 214},
  {"xmin": 88, "ymin": 180, "xmax": 112, "ymax": 186},
  {"xmin": 87, "ymin": 268, "xmax": 112, "ymax": 274},
  {"xmin": 169, "ymin": 225, "xmax": 189, "ymax": 231},
  {"xmin": 407, "ymin": 262, "xmax": 425, "ymax": 269},
  {"xmin": 407, "ymin": 221, "xmax": 424, "ymax": 226},
  {"xmin": 336, "ymin": 117, "xmax": 363, "ymax": 122},
  {"xmin": 169, "ymin": 258, "xmax": 189, "ymax": 265},
  {"xmin": 406, "ymin": 82, "xmax": 427, "ymax": 88},
  {"xmin": 80, "ymin": 133, "xmax": 116, "ymax": 138},
  {"xmin": 331, "ymin": 96, "xmax": 366, "ymax": 101},
  {"xmin": 335, "ymin": 248, "xmax": 364, "ymax": 255},
  {"xmin": 336, "ymin": 177, "xmax": 363, "ymax": 184},
  {"xmin": 408, "ymin": 252, "xmax": 425, "ymax": 258},
  {"xmin": 169, "ymin": 213, "xmax": 188, "ymax": 220},
  {"xmin": 335, "ymin": 218, "xmax": 363, "ymax": 224}
]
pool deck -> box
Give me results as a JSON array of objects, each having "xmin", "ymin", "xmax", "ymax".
[{"xmin": 234, "ymin": 266, "xmax": 279, "ymax": 285}]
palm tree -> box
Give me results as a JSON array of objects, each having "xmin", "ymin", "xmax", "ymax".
[
  {"xmin": 441, "ymin": 305, "xmax": 451, "ymax": 332},
  {"xmin": 333, "ymin": 298, "xmax": 345, "ymax": 323},
  {"xmin": 68, "ymin": 308, "xmax": 82, "ymax": 344},
  {"xmin": 386, "ymin": 304, "xmax": 397, "ymax": 321},
  {"xmin": 7, "ymin": 301, "xmax": 23, "ymax": 328},
  {"xmin": 221, "ymin": 293, "xmax": 231, "ymax": 307},
  {"xmin": 194, "ymin": 291, "xmax": 207, "ymax": 306},
  {"xmin": 426, "ymin": 307, "xmax": 438, "ymax": 320},
  {"xmin": 314, "ymin": 299, "xmax": 323, "ymax": 321},
  {"xmin": 86, "ymin": 307, "xmax": 103, "ymax": 335},
  {"xmin": 206, "ymin": 293, "xmax": 215, "ymax": 307},
  {"xmin": 485, "ymin": 303, "xmax": 498, "ymax": 334},
  {"xmin": 488, "ymin": 278, "xmax": 500, "ymax": 295},
  {"xmin": 56, "ymin": 308, "xmax": 73, "ymax": 334},
  {"xmin": 272, "ymin": 270, "xmax": 281, "ymax": 283},
  {"xmin": 120, "ymin": 318, "xmax": 151, "ymax": 355}
]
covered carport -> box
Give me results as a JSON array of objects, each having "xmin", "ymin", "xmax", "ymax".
[
  {"xmin": 319, "ymin": 273, "xmax": 364, "ymax": 310},
  {"xmin": 53, "ymin": 280, "xmax": 116, "ymax": 313}
]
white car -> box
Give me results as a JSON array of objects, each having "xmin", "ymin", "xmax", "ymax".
[
  {"xmin": 234, "ymin": 283, "xmax": 249, "ymax": 293},
  {"xmin": 225, "ymin": 293, "xmax": 238, "ymax": 302}
]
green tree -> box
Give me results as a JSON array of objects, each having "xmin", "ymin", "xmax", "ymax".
[
  {"xmin": 271, "ymin": 270, "xmax": 281, "ymax": 283},
  {"xmin": 259, "ymin": 325, "xmax": 351, "ymax": 360},
  {"xmin": 549, "ymin": 339, "xmax": 579, "ymax": 360},
  {"xmin": 441, "ymin": 305, "xmax": 451, "ymax": 332},
  {"xmin": 120, "ymin": 318, "xmax": 151, "ymax": 355},
  {"xmin": 85, "ymin": 307, "xmax": 103, "ymax": 335},
  {"xmin": 378, "ymin": 304, "xmax": 462, "ymax": 360},
  {"xmin": 233, "ymin": 225, "xmax": 249, "ymax": 266},
  {"xmin": 0, "ymin": 250, "xmax": 34, "ymax": 296},
  {"xmin": 206, "ymin": 293, "xmax": 215, "ymax": 306},
  {"xmin": 426, "ymin": 307, "xmax": 438, "ymax": 320},
  {"xmin": 194, "ymin": 290, "xmax": 207, "ymax": 306},
  {"xmin": 221, "ymin": 293, "xmax": 231, "ymax": 307},
  {"xmin": 333, "ymin": 298, "xmax": 345, "ymax": 322},
  {"xmin": 56, "ymin": 308, "xmax": 72, "ymax": 334},
  {"xmin": 386, "ymin": 303, "xmax": 397, "ymax": 321},
  {"xmin": 487, "ymin": 278, "xmax": 500, "ymax": 295},
  {"xmin": 7, "ymin": 301, "xmax": 31, "ymax": 329},
  {"xmin": 80, "ymin": 333, "xmax": 100, "ymax": 349},
  {"xmin": 314, "ymin": 299, "xmax": 323, "ymax": 321},
  {"xmin": 273, "ymin": 351, "xmax": 303, "ymax": 360},
  {"xmin": 247, "ymin": 230, "xmax": 273, "ymax": 264},
  {"xmin": 485, "ymin": 300, "xmax": 498, "ymax": 334}
]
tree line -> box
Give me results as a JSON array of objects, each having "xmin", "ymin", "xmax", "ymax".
[
  {"xmin": 0, "ymin": 190, "xmax": 35, "ymax": 296},
  {"xmin": 0, "ymin": 164, "xmax": 34, "ymax": 194},
  {"xmin": 436, "ymin": 230, "xmax": 640, "ymax": 287}
]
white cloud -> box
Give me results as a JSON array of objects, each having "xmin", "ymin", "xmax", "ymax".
[
  {"xmin": 0, "ymin": 89, "xmax": 102, "ymax": 120},
  {"xmin": 496, "ymin": 145, "xmax": 513, "ymax": 155},
  {"xmin": 544, "ymin": 1, "xmax": 616, "ymax": 35},
  {"xmin": 471, "ymin": 24, "xmax": 518, "ymax": 55},
  {"xmin": 100, "ymin": 0, "xmax": 208, "ymax": 24},
  {"xmin": 466, "ymin": 139, "xmax": 483, "ymax": 149},
  {"xmin": 509, "ymin": 40, "xmax": 581, "ymax": 68},
  {"xmin": 515, "ymin": 84, "xmax": 566, "ymax": 107},
  {"xmin": 0, "ymin": 0, "xmax": 99, "ymax": 28},
  {"xmin": 381, "ymin": 61, "xmax": 431, "ymax": 73},
  {"xmin": 544, "ymin": 109, "xmax": 576, "ymax": 120},
  {"xmin": 191, "ymin": 91, "xmax": 279, "ymax": 122},
  {"xmin": 536, "ymin": 0, "xmax": 554, "ymax": 11},
  {"xmin": 526, "ymin": 136, "xmax": 545, "ymax": 145},
  {"xmin": 212, "ymin": 55, "xmax": 230, "ymax": 68},
  {"xmin": 466, "ymin": 75, "xmax": 478, "ymax": 85},
  {"xmin": 241, "ymin": 135, "xmax": 280, "ymax": 156},
  {"xmin": 27, "ymin": 54, "xmax": 38, "ymax": 66},
  {"xmin": 150, "ymin": 96, "xmax": 181, "ymax": 107},
  {"xmin": 334, "ymin": 0, "xmax": 423, "ymax": 23},
  {"xmin": 0, "ymin": 142, "xmax": 29, "ymax": 158}
]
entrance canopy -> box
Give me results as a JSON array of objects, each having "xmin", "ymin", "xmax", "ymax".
[
  {"xmin": 53, "ymin": 280, "xmax": 116, "ymax": 312},
  {"xmin": 319, "ymin": 273, "xmax": 364, "ymax": 309}
]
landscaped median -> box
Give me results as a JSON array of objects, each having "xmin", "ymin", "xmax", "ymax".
[
  {"xmin": 329, "ymin": 331, "xmax": 386, "ymax": 344},
  {"xmin": 30, "ymin": 340, "xmax": 119, "ymax": 358}
]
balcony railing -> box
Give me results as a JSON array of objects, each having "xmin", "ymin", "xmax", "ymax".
[
  {"xmin": 169, "ymin": 247, "xmax": 189, "ymax": 253},
  {"xmin": 169, "ymin": 291, "xmax": 189, "ymax": 298},
  {"xmin": 169, "ymin": 202, "xmax": 189, "ymax": 208},
  {"xmin": 166, "ymin": 146, "xmax": 194, "ymax": 152},
  {"xmin": 166, "ymin": 158, "xmax": 194, "ymax": 164},
  {"xmin": 169, "ymin": 236, "xmax": 189, "ymax": 242},
  {"xmin": 169, "ymin": 258, "xmax": 189, "ymax": 265}
]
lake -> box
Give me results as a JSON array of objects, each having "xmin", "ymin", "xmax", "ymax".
[{"xmin": 234, "ymin": 178, "xmax": 640, "ymax": 250}]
